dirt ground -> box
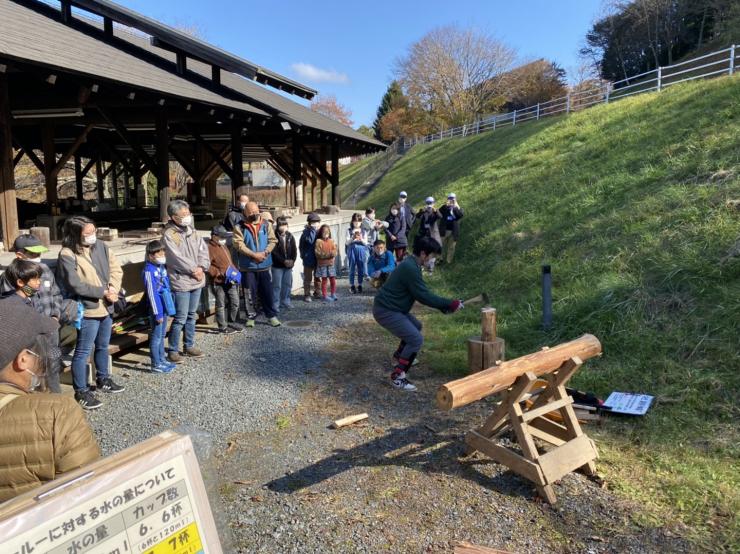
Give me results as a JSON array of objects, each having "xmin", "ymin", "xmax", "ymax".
[{"xmin": 215, "ymin": 313, "xmax": 692, "ymax": 553}]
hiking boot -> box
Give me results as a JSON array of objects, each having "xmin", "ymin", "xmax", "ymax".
[
  {"xmin": 184, "ymin": 346, "xmax": 204, "ymax": 357},
  {"xmin": 168, "ymin": 351, "xmax": 185, "ymax": 364},
  {"xmin": 268, "ymin": 317, "xmax": 281, "ymax": 327},
  {"xmin": 75, "ymin": 390, "xmax": 102, "ymax": 410},
  {"xmin": 246, "ymin": 319, "xmax": 256, "ymax": 328},
  {"xmin": 350, "ymin": 285, "xmax": 357, "ymax": 294},
  {"xmin": 96, "ymin": 377, "xmax": 125, "ymax": 394},
  {"xmin": 391, "ymin": 374, "xmax": 417, "ymax": 392}
]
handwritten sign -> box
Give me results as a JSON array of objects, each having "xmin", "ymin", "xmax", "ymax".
[{"xmin": 0, "ymin": 432, "xmax": 221, "ymax": 554}]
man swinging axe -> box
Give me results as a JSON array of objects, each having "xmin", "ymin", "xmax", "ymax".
[{"xmin": 372, "ymin": 236, "xmax": 464, "ymax": 391}]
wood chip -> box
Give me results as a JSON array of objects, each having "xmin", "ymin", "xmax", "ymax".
[{"xmin": 331, "ymin": 413, "xmax": 369, "ymax": 429}]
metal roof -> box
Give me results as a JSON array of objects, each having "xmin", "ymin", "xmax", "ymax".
[
  {"xmin": 67, "ymin": 0, "xmax": 319, "ymax": 99},
  {"xmin": 0, "ymin": 0, "xmax": 268, "ymax": 117}
]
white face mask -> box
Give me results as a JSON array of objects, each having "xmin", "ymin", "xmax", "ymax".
[
  {"xmin": 399, "ymin": 197, "xmax": 406, "ymax": 204},
  {"xmin": 218, "ymin": 239, "xmax": 227, "ymax": 246},
  {"xmin": 353, "ymin": 222, "xmax": 361, "ymax": 228},
  {"xmin": 391, "ymin": 209, "xmax": 399, "ymax": 216},
  {"xmin": 179, "ymin": 215, "xmax": 193, "ymax": 227},
  {"xmin": 83, "ymin": 234, "xmax": 97, "ymax": 246},
  {"xmin": 311, "ymin": 223, "xmax": 320, "ymax": 230},
  {"xmin": 25, "ymin": 256, "xmax": 42, "ymax": 264},
  {"xmin": 155, "ymin": 256, "xmax": 167, "ymax": 265}
]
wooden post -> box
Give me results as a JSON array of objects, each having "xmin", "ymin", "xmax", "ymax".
[
  {"xmin": 111, "ymin": 163, "xmax": 119, "ymax": 208},
  {"xmin": 74, "ymin": 154, "xmax": 83, "ymax": 200},
  {"xmin": 467, "ymin": 307, "xmax": 505, "ymax": 374},
  {"xmin": 319, "ymin": 144, "xmax": 328, "ymax": 208},
  {"xmin": 95, "ymin": 157, "xmax": 104, "ymax": 201},
  {"xmin": 41, "ymin": 124, "xmax": 57, "ymax": 209},
  {"xmin": 155, "ymin": 110, "xmax": 170, "ymax": 222},
  {"xmin": 292, "ymin": 135, "xmax": 302, "ymax": 210},
  {"xmin": 231, "ymin": 125, "xmax": 243, "ymax": 201},
  {"xmin": 310, "ymin": 167, "xmax": 318, "ymax": 211},
  {"xmin": 0, "ymin": 73, "xmax": 19, "ymax": 250},
  {"xmin": 330, "ymin": 142, "xmax": 339, "ymax": 206},
  {"xmin": 301, "ymin": 163, "xmax": 309, "ymax": 212}
]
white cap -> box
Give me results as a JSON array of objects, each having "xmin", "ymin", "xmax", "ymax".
[
  {"xmin": 399, "ymin": 191, "xmax": 408, "ymax": 198},
  {"xmin": 447, "ymin": 193, "xmax": 456, "ymax": 199},
  {"xmin": 425, "ymin": 196, "xmax": 435, "ymax": 204}
]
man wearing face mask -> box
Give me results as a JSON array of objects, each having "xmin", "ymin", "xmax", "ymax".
[
  {"xmin": 397, "ymin": 191, "xmax": 415, "ymax": 242},
  {"xmin": 232, "ymin": 201, "xmax": 281, "ymax": 327},
  {"xmin": 0, "ymin": 300, "xmax": 100, "ymax": 502},
  {"xmin": 162, "ymin": 200, "xmax": 211, "ymax": 363},
  {"xmin": 412, "ymin": 197, "xmax": 442, "ymax": 274},
  {"xmin": 223, "ymin": 194, "xmax": 250, "ymax": 232}
]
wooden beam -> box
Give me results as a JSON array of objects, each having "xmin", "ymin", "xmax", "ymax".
[
  {"xmin": 301, "ymin": 146, "xmax": 333, "ymax": 183},
  {"xmin": 98, "ymin": 108, "xmax": 157, "ymax": 174},
  {"xmin": 95, "ymin": 157, "xmax": 104, "ymax": 201},
  {"xmin": 51, "ymin": 123, "xmax": 93, "ymax": 178},
  {"xmin": 168, "ymin": 143, "xmax": 198, "ymax": 180},
  {"xmin": 231, "ymin": 126, "xmax": 244, "ymax": 196},
  {"xmin": 80, "ymin": 156, "xmax": 97, "ymax": 180},
  {"xmin": 187, "ymin": 127, "xmax": 234, "ymax": 181},
  {"xmin": 292, "ymin": 135, "xmax": 302, "ymax": 208},
  {"xmin": 200, "ymin": 144, "xmax": 230, "ymax": 182},
  {"xmin": 12, "ymin": 139, "xmax": 45, "ymax": 173},
  {"xmin": 12, "ymin": 149, "xmax": 24, "ymax": 168},
  {"xmin": 0, "ymin": 74, "xmax": 19, "ymax": 250},
  {"xmin": 319, "ymin": 144, "xmax": 328, "ymax": 207}
]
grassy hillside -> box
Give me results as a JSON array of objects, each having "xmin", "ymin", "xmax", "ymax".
[
  {"xmin": 364, "ymin": 75, "xmax": 740, "ymax": 549},
  {"xmin": 338, "ymin": 155, "xmax": 377, "ymax": 202}
]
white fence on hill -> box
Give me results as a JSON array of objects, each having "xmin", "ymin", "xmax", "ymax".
[{"xmin": 403, "ymin": 44, "xmax": 739, "ymax": 149}]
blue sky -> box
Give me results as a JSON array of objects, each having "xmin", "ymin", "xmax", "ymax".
[{"xmin": 114, "ymin": 0, "xmax": 604, "ymax": 127}]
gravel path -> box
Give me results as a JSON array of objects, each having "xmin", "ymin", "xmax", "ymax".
[{"xmin": 87, "ymin": 281, "xmax": 367, "ymax": 456}]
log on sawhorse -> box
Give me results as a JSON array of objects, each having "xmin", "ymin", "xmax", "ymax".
[{"xmin": 463, "ymin": 357, "xmax": 598, "ymax": 504}]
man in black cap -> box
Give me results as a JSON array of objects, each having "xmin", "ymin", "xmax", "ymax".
[{"xmin": 0, "ymin": 300, "xmax": 100, "ymax": 502}]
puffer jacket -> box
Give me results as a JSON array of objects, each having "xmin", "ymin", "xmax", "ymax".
[
  {"xmin": 0, "ymin": 384, "xmax": 100, "ymax": 502},
  {"xmin": 299, "ymin": 226, "xmax": 318, "ymax": 268}
]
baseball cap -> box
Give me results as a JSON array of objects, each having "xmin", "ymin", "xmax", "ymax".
[
  {"xmin": 399, "ymin": 191, "xmax": 408, "ymax": 198},
  {"xmin": 211, "ymin": 225, "xmax": 229, "ymax": 238},
  {"xmin": 307, "ymin": 212, "xmax": 321, "ymax": 223},
  {"xmin": 13, "ymin": 234, "xmax": 48, "ymax": 254},
  {"xmin": 0, "ymin": 298, "xmax": 59, "ymax": 370},
  {"xmin": 425, "ymin": 196, "xmax": 435, "ymax": 204},
  {"xmin": 261, "ymin": 211, "xmax": 274, "ymax": 223},
  {"xmin": 447, "ymin": 193, "xmax": 457, "ymax": 199}
]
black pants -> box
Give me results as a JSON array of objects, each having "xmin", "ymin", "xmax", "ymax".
[
  {"xmin": 243, "ymin": 270, "xmax": 276, "ymax": 319},
  {"xmin": 213, "ymin": 282, "xmax": 240, "ymax": 329}
]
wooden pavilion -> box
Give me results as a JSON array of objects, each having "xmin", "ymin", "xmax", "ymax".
[{"xmin": 0, "ymin": 0, "xmax": 384, "ymax": 248}]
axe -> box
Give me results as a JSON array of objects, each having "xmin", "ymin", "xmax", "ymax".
[{"xmin": 420, "ymin": 292, "xmax": 489, "ymax": 312}]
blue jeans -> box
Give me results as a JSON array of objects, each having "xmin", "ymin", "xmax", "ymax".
[
  {"xmin": 372, "ymin": 306, "xmax": 423, "ymax": 360},
  {"xmin": 149, "ymin": 314, "xmax": 167, "ymax": 366},
  {"xmin": 271, "ymin": 266, "xmax": 293, "ymax": 313},
  {"xmin": 72, "ymin": 315, "xmax": 112, "ymax": 392},
  {"xmin": 348, "ymin": 244, "xmax": 367, "ymax": 286},
  {"xmin": 169, "ymin": 289, "xmax": 202, "ymax": 353}
]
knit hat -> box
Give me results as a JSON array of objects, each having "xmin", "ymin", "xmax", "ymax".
[
  {"xmin": 307, "ymin": 212, "xmax": 321, "ymax": 223},
  {"xmin": 0, "ymin": 298, "xmax": 59, "ymax": 370},
  {"xmin": 13, "ymin": 234, "xmax": 48, "ymax": 254}
]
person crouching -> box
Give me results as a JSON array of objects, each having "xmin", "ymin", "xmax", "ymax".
[
  {"xmin": 372, "ymin": 237, "xmax": 463, "ymax": 391},
  {"xmin": 368, "ymin": 240, "xmax": 396, "ymax": 288}
]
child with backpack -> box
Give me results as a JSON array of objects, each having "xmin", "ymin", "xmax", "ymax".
[
  {"xmin": 314, "ymin": 224, "xmax": 338, "ymax": 302},
  {"xmin": 142, "ymin": 240, "xmax": 176, "ymax": 373}
]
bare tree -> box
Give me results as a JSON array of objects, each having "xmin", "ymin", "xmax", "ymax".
[
  {"xmin": 395, "ymin": 25, "xmax": 516, "ymax": 127},
  {"xmin": 309, "ymin": 94, "xmax": 354, "ymax": 127}
]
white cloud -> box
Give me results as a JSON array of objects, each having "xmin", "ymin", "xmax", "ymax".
[{"xmin": 291, "ymin": 62, "xmax": 349, "ymax": 84}]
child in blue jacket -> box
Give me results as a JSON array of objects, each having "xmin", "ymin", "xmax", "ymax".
[
  {"xmin": 367, "ymin": 240, "xmax": 396, "ymax": 288},
  {"xmin": 142, "ymin": 240, "xmax": 176, "ymax": 373}
]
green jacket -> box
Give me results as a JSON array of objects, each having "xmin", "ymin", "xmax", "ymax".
[{"xmin": 374, "ymin": 256, "xmax": 450, "ymax": 314}]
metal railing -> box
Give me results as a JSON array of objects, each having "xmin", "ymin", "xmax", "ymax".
[
  {"xmin": 403, "ymin": 44, "xmax": 738, "ymax": 149},
  {"xmin": 342, "ymin": 139, "xmax": 406, "ymax": 207}
]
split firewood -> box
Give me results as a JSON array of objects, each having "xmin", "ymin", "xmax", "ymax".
[{"xmin": 331, "ymin": 413, "xmax": 369, "ymax": 429}]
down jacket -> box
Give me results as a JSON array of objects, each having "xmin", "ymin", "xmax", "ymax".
[{"xmin": 0, "ymin": 384, "xmax": 100, "ymax": 502}]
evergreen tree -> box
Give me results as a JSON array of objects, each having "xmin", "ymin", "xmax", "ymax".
[{"xmin": 372, "ymin": 81, "xmax": 407, "ymax": 140}]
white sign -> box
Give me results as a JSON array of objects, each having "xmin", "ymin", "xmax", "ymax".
[{"xmin": 603, "ymin": 392, "xmax": 654, "ymax": 415}]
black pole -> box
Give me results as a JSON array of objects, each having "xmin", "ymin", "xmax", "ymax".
[{"xmin": 542, "ymin": 265, "xmax": 552, "ymax": 330}]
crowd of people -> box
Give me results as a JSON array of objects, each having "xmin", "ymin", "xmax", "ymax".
[{"xmin": 0, "ymin": 189, "xmax": 465, "ymax": 501}]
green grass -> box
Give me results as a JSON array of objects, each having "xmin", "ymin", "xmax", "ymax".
[
  {"xmin": 364, "ymin": 75, "xmax": 740, "ymax": 549},
  {"xmin": 338, "ymin": 155, "xmax": 379, "ymax": 201}
]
